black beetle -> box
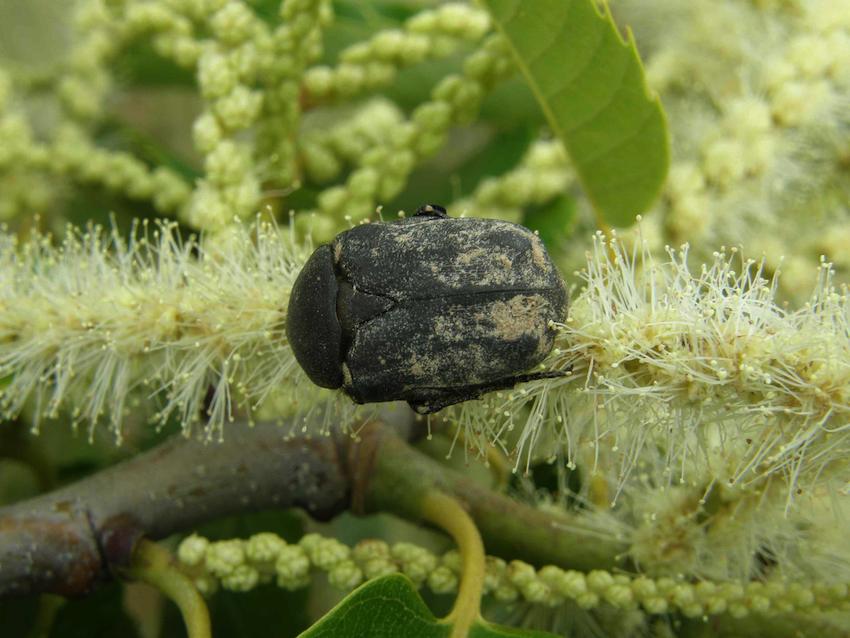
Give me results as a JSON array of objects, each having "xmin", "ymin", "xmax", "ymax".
[{"xmin": 286, "ymin": 204, "xmax": 568, "ymax": 413}]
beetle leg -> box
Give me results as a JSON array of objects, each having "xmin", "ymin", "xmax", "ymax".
[
  {"xmin": 407, "ymin": 368, "xmax": 571, "ymax": 414},
  {"xmin": 505, "ymin": 369, "xmax": 571, "ymax": 384}
]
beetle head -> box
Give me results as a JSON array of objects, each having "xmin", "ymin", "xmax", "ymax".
[{"xmin": 285, "ymin": 244, "xmax": 344, "ymax": 389}]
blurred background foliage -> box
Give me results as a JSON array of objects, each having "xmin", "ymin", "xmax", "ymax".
[{"xmin": 1, "ymin": 0, "xmax": 849, "ymax": 636}]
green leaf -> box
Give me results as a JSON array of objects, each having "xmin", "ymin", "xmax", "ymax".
[
  {"xmin": 299, "ymin": 574, "xmax": 558, "ymax": 638},
  {"xmin": 299, "ymin": 575, "xmax": 448, "ymax": 638},
  {"xmin": 482, "ymin": 0, "xmax": 669, "ymax": 227}
]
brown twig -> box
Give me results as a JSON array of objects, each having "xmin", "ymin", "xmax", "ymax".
[
  {"xmin": 0, "ymin": 418, "xmax": 355, "ymax": 597},
  {"xmin": 0, "ymin": 407, "xmax": 627, "ymax": 600},
  {"xmin": 352, "ymin": 423, "xmax": 628, "ymax": 572}
]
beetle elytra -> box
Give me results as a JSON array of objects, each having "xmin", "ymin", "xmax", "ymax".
[{"xmin": 286, "ymin": 205, "xmax": 568, "ymax": 413}]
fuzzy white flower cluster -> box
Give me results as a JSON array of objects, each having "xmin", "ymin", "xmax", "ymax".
[
  {"xmin": 452, "ymin": 229, "xmax": 850, "ymax": 585},
  {"xmin": 610, "ymin": 0, "xmax": 850, "ymax": 301},
  {"xmin": 0, "ymin": 219, "xmax": 321, "ymax": 442},
  {"xmin": 456, "ymin": 230, "xmax": 850, "ymax": 540},
  {"xmin": 457, "ymin": 230, "xmax": 849, "ymax": 500}
]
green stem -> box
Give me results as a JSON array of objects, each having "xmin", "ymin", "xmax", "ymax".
[
  {"xmin": 125, "ymin": 540, "xmax": 211, "ymax": 638},
  {"xmin": 359, "ymin": 426, "xmax": 626, "ymax": 572},
  {"xmin": 422, "ymin": 491, "xmax": 486, "ymax": 638}
]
